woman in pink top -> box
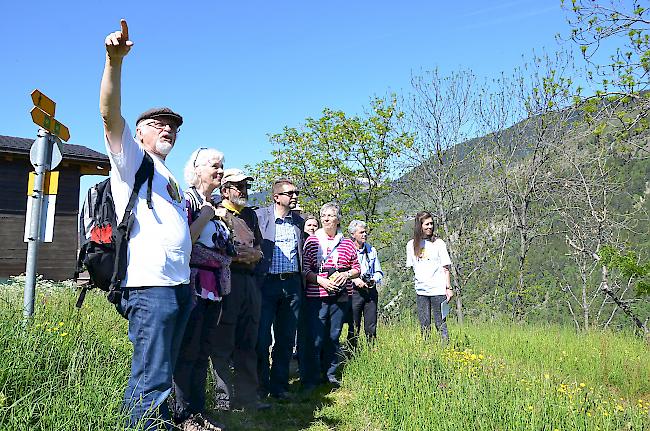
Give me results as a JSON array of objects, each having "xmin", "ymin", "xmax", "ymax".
[{"xmin": 302, "ymin": 202, "xmax": 360, "ymax": 389}]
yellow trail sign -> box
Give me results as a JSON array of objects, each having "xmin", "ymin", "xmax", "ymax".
[
  {"xmin": 30, "ymin": 89, "xmax": 56, "ymax": 117},
  {"xmin": 27, "ymin": 171, "xmax": 59, "ymax": 195},
  {"xmin": 30, "ymin": 107, "xmax": 70, "ymax": 141}
]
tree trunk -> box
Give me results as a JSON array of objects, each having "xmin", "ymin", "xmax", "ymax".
[
  {"xmin": 581, "ymin": 264, "xmax": 589, "ymax": 330},
  {"xmin": 600, "ymin": 265, "xmax": 649, "ymax": 341},
  {"xmin": 437, "ymin": 193, "xmax": 464, "ymax": 324},
  {"xmin": 513, "ymin": 229, "xmax": 527, "ymax": 321}
]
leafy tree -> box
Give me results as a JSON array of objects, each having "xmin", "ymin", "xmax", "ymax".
[
  {"xmin": 562, "ymin": 0, "xmax": 650, "ymax": 142},
  {"xmin": 248, "ymin": 96, "xmax": 413, "ymax": 243},
  {"xmin": 598, "ymin": 245, "xmax": 650, "ymax": 338},
  {"xmin": 557, "ymin": 0, "xmax": 650, "ymax": 332}
]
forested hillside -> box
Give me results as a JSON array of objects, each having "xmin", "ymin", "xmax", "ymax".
[
  {"xmin": 250, "ymin": 1, "xmax": 650, "ymax": 335},
  {"xmin": 379, "ymin": 120, "xmax": 649, "ymax": 329}
]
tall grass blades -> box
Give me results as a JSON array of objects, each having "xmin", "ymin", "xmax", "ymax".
[
  {"xmin": 1, "ymin": 279, "xmax": 648, "ymax": 430},
  {"xmin": 0, "ymin": 278, "xmax": 131, "ymax": 430},
  {"xmin": 336, "ymin": 320, "xmax": 650, "ymax": 430}
]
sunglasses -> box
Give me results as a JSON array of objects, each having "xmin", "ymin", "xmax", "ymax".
[
  {"xmin": 276, "ymin": 190, "xmax": 300, "ymax": 197},
  {"xmin": 193, "ymin": 147, "xmax": 207, "ymax": 167}
]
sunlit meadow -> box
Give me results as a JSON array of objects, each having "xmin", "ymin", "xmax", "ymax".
[{"xmin": 1, "ymin": 278, "xmax": 648, "ymax": 430}]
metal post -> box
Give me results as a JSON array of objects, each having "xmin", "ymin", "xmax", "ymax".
[{"xmin": 23, "ymin": 129, "xmax": 53, "ymax": 319}]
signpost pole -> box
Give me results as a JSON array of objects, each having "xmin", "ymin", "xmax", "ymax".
[{"xmin": 23, "ymin": 129, "xmax": 54, "ymax": 319}]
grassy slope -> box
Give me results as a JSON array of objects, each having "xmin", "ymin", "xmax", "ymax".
[{"xmin": 1, "ymin": 281, "xmax": 648, "ymax": 430}]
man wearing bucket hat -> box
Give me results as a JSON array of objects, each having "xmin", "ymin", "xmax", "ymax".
[
  {"xmin": 210, "ymin": 169, "xmax": 271, "ymax": 411},
  {"xmin": 100, "ymin": 19, "xmax": 194, "ymax": 430}
]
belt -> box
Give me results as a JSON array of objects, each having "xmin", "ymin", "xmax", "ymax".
[
  {"xmin": 231, "ymin": 267, "xmax": 255, "ymax": 275},
  {"xmin": 267, "ymin": 272, "xmax": 300, "ymax": 281}
]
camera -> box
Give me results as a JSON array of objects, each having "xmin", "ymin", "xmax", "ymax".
[
  {"xmin": 360, "ymin": 273, "xmax": 375, "ymax": 287},
  {"xmin": 325, "ymin": 267, "xmax": 351, "ymax": 295}
]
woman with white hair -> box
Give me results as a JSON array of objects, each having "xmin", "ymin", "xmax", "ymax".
[
  {"xmin": 172, "ymin": 147, "xmax": 233, "ymax": 430},
  {"xmin": 302, "ymin": 202, "xmax": 360, "ymax": 389}
]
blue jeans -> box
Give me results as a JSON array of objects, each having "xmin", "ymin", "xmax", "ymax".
[
  {"xmin": 256, "ymin": 274, "xmax": 301, "ymax": 395},
  {"xmin": 304, "ymin": 297, "xmax": 349, "ymax": 386},
  {"xmin": 118, "ymin": 285, "xmax": 193, "ymax": 430}
]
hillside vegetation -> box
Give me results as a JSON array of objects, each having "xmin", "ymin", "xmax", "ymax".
[{"xmin": 247, "ymin": 1, "xmax": 650, "ymax": 333}]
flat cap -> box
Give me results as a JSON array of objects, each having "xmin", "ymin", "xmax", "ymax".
[
  {"xmin": 136, "ymin": 107, "xmax": 183, "ymax": 128},
  {"xmin": 221, "ymin": 168, "xmax": 253, "ymax": 187}
]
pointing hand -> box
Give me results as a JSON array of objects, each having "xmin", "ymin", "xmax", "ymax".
[{"xmin": 105, "ymin": 19, "xmax": 133, "ymax": 59}]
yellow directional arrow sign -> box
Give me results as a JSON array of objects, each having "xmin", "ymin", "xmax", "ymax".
[
  {"xmin": 30, "ymin": 107, "xmax": 70, "ymax": 141},
  {"xmin": 30, "ymin": 89, "xmax": 56, "ymax": 117}
]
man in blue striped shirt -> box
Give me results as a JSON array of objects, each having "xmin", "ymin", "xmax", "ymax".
[{"xmin": 255, "ymin": 179, "xmax": 305, "ymax": 400}]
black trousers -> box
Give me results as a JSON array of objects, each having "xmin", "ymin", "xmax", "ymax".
[
  {"xmin": 416, "ymin": 294, "xmax": 448, "ymax": 341},
  {"xmin": 210, "ymin": 272, "xmax": 261, "ymax": 407},
  {"xmin": 172, "ymin": 297, "xmax": 223, "ymax": 421},
  {"xmin": 347, "ymin": 288, "xmax": 378, "ymax": 348}
]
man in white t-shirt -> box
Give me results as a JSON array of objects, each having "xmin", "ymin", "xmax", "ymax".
[
  {"xmin": 406, "ymin": 211, "xmax": 453, "ymax": 342},
  {"xmin": 100, "ymin": 20, "xmax": 193, "ymax": 430}
]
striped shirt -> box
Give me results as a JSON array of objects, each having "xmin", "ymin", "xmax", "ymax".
[{"xmin": 303, "ymin": 233, "xmax": 360, "ymax": 298}]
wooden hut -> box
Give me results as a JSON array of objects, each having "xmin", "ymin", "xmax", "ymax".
[{"xmin": 0, "ymin": 135, "xmax": 110, "ymax": 281}]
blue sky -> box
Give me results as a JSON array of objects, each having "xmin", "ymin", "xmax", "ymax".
[{"xmin": 2, "ymin": 0, "xmax": 573, "ymax": 200}]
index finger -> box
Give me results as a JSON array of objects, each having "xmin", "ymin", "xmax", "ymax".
[{"xmin": 120, "ymin": 19, "xmax": 129, "ymax": 40}]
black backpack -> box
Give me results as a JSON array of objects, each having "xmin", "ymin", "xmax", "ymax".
[{"xmin": 75, "ymin": 153, "xmax": 154, "ymax": 307}]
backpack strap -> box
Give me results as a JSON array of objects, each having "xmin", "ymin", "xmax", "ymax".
[
  {"xmin": 146, "ymin": 167, "xmax": 153, "ymax": 209},
  {"xmin": 124, "ymin": 152, "xmax": 154, "ymax": 217},
  {"xmin": 107, "ymin": 152, "xmax": 155, "ymax": 303}
]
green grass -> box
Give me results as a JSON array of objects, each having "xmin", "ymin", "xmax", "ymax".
[
  {"xmin": 325, "ymin": 319, "xmax": 650, "ymax": 430},
  {"xmin": 0, "ymin": 277, "xmax": 130, "ymax": 430},
  {"xmin": 1, "ymin": 279, "xmax": 648, "ymax": 430}
]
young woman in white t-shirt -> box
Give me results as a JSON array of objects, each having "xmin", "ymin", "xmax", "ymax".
[{"xmin": 406, "ymin": 211, "xmax": 454, "ymax": 342}]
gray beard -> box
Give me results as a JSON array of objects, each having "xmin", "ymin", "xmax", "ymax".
[
  {"xmin": 155, "ymin": 139, "xmax": 173, "ymax": 156},
  {"xmin": 231, "ymin": 196, "xmax": 248, "ymax": 206}
]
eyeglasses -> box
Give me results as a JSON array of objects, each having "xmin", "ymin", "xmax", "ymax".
[
  {"xmin": 193, "ymin": 147, "xmax": 207, "ymax": 167},
  {"xmin": 143, "ymin": 120, "xmax": 180, "ymax": 134},
  {"xmin": 276, "ymin": 190, "xmax": 300, "ymax": 197}
]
